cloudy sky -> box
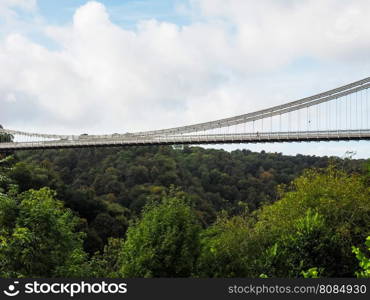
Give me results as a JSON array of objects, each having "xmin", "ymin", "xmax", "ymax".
[{"xmin": 0, "ymin": 0, "xmax": 369, "ymax": 157}]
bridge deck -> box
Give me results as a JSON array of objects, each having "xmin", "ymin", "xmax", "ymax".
[{"xmin": 1, "ymin": 130, "xmax": 369, "ymax": 151}]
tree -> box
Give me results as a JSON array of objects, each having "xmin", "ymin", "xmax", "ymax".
[
  {"xmin": 260, "ymin": 210, "xmax": 341, "ymax": 277},
  {"xmin": 119, "ymin": 191, "xmax": 201, "ymax": 277},
  {"xmin": 8, "ymin": 161, "xmax": 62, "ymax": 193},
  {"xmin": 0, "ymin": 188, "xmax": 87, "ymax": 277},
  {"xmin": 0, "ymin": 125, "xmax": 13, "ymax": 143},
  {"xmin": 196, "ymin": 214, "xmax": 256, "ymax": 277},
  {"xmin": 0, "ymin": 156, "xmax": 16, "ymax": 194},
  {"xmin": 88, "ymin": 238, "xmax": 124, "ymax": 277},
  {"xmin": 253, "ymin": 166, "xmax": 370, "ymax": 277}
]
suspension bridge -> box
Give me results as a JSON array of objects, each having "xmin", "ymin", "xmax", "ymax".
[{"xmin": 1, "ymin": 77, "xmax": 369, "ymax": 151}]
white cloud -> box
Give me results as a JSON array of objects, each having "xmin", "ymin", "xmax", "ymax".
[
  {"xmin": 0, "ymin": 0, "xmax": 36, "ymax": 12},
  {"xmin": 0, "ymin": 0, "xmax": 369, "ymax": 157},
  {"xmin": 5, "ymin": 92, "xmax": 16, "ymax": 103},
  {"xmin": 0, "ymin": 0, "xmax": 40, "ymax": 39},
  {"xmin": 192, "ymin": 0, "xmax": 370, "ymax": 65}
]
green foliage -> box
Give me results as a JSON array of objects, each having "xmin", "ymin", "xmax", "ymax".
[
  {"xmin": 9, "ymin": 162, "xmax": 61, "ymax": 193},
  {"xmin": 0, "ymin": 188, "xmax": 87, "ymax": 277},
  {"xmin": 193, "ymin": 166, "xmax": 370, "ymax": 278},
  {"xmin": 364, "ymin": 160, "xmax": 370, "ymax": 185},
  {"xmin": 119, "ymin": 191, "xmax": 201, "ymax": 277},
  {"xmin": 0, "ymin": 125, "xmax": 13, "ymax": 143},
  {"xmin": 0, "ymin": 147, "xmax": 368, "ymax": 278},
  {"xmin": 301, "ymin": 268, "xmax": 320, "ymax": 278},
  {"xmin": 352, "ymin": 237, "xmax": 370, "ymax": 278},
  {"xmin": 15, "ymin": 146, "xmax": 346, "ymax": 247},
  {"xmin": 0, "ymin": 156, "xmax": 16, "ymax": 194},
  {"xmin": 56, "ymin": 238, "xmax": 124, "ymax": 277},
  {"xmin": 196, "ymin": 214, "xmax": 256, "ymax": 277},
  {"xmin": 12, "ymin": 146, "xmax": 350, "ymax": 254},
  {"xmin": 54, "ymin": 248, "xmax": 91, "ymax": 277},
  {"xmin": 260, "ymin": 210, "xmax": 335, "ymax": 277},
  {"xmin": 89, "ymin": 238, "xmax": 124, "ymax": 277},
  {"xmin": 253, "ymin": 166, "xmax": 370, "ymax": 277}
]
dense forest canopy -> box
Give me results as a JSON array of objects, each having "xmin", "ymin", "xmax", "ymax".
[{"xmin": 0, "ymin": 145, "xmax": 369, "ymax": 278}]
